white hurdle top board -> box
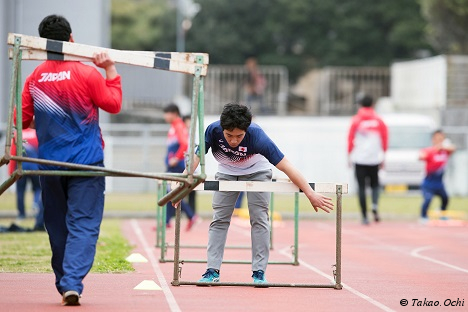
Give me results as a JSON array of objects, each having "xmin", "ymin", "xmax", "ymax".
[
  {"xmin": 171, "ymin": 181, "xmax": 348, "ymax": 194},
  {"xmin": 8, "ymin": 33, "xmax": 208, "ymax": 76}
]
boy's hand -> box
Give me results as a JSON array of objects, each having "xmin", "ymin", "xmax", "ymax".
[{"xmin": 307, "ymin": 192, "xmax": 334, "ymax": 213}]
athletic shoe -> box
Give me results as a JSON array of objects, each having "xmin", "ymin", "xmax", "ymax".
[
  {"xmin": 198, "ymin": 268, "xmax": 220, "ymax": 283},
  {"xmin": 252, "ymin": 270, "xmax": 267, "ymax": 284},
  {"xmin": 372, "ymin": 210, "xmax": 380, "ymax": 222},
  {"xmin": 186, "ymin": 215, "xmax": 201, "ymax": 231},
  {"xmin": 361, "ymin": 218, "xmax": 370, "ymax": 225},
  {"xmin": 62, "ymin": 290, "xmax": 80, "ymax": 306},
  {"xmin": 419, "ymin": 217, "xmax": 429, "ymax": 225}
]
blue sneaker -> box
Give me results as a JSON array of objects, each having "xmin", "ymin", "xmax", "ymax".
[
  {"xmin": 252, "ymin": 270, "xmax": 267, "ymax": 284},
  {"xmin": 198, "ymin": 268, "xmax": 220, "ymax": 283}
]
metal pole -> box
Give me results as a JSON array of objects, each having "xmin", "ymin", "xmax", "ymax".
[
  {"xmin": 4, "ymin": 37, "xmax": 22, "ymax": 159},
  {"xmin": 293, "ymin": 192, "xmax": 299, "ymax": 265},
  {"xmin": 15, "ymin": 48, "xmax": 23, "ymax": 175},
  {"xmin": 335, "ymin": 185, "xmax": 343, "ymax": 290},
  {"xmin": 172, "ymin": 192, "xmax": 182, "ymax": 286},
  {"xmin": 160, "ymin": 181, "xmax": 168, "ymax": 262},
  {"xmin": 197, "ymin": 75, "xmax": 206, "ymax": 177}
]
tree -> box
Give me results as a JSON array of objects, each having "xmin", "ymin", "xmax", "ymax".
[
  {"xmin": 112, "ymin": 0, "xmax": 432, "ymax": 81},
  {"xmin": 420, "ymin": 0, "xmax": 468, "ymax": 53},
  {"xmin": 111, "ymin": 0, "xmax": 176, "ymax": 51}
]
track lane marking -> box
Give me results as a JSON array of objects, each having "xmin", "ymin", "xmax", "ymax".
[
  {"xmin": 131, "ymin": 219, "xmax": 181, "ymax": 312},
  {"xmin": 411, "ymin": 246, "xmax": 468, "ymax": 274},
  {"xmin": 232, "ymin": 222, "xmax": 395, "ymax": 311},
  {"xmin": 278, "ymin": 247, "xmax": 395, "ymax": 312}
]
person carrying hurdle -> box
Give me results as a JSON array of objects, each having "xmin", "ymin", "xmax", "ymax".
[
  {"xmin": 174, "ymin": 102, "xmax": 334, "ymax": 284},
  {"xmin": 18, "ymin": 15, "xmax": 122, "ymax": 305},
  {"xmin": 419, "ymin": 130, "xmax": 456, "ymax": 224}
]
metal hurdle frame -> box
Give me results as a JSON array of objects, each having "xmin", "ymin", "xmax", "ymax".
[
  {"xmin": 0, "ymin": 33, "xmax": 208, "ymax": 206},
  {"xmin": 155, "ymin": 180, "xmax": 290, "ymax": 265},
  {"xmin": 170, "ymin": 181, "xmax": 347, "ymax": 289}
]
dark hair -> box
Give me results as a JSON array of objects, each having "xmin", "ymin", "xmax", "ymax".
[
  {"xmin": 357, "ymin": 95, "xmax": 373, "ymax": 107},
  {"xmin": 163, "ymin": 103, "xmax": 180, "ymax": 116},
  {"xmin": 182, "ymin": 115, "xmax": 191, "ymax": 122},
  {"xmin": 38, "ymin": 15, "xmax": 72, "ymax": 41},
  {"xmin": 432, "ymin": 129, "xmax": 443, "ymax": 137},
  {"xmin": 220, "ymin": 102, "xmax": 252, "ymax": 131}
]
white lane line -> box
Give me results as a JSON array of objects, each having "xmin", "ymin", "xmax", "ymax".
[
  {"xmin": 411, "ymin": 246, "xmax": 468, "ymax": 274},
  {"xmin": 130, "ymin": 219, "xmax": 181, "ymax": 312},
  {"xmin": 278, "ymin": 247, "xmax": 395, "ymax": 312},
  {"xmin": 232, "ymin": 220, "xmax": 394, "ymax": 311}
]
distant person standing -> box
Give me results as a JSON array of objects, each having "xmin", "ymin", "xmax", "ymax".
[
  {"xmin": 347, "ymin": 95, "xmax": 388, "ymax": 225},
  {"xmin": 245, "ymin": 56, "xmax": 267, "ymax": 114},
  {"xmin": 163, "ymin": 104, "xmax": 198, "ymax": 230},
  {"xmin": 8, "ymin": 128, "xmax": 43, "ymax": 228},
  {"xmin": 419, "ymin": 130, "xmax": 456, "ymax": 224}
]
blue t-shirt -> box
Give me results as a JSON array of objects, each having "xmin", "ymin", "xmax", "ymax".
[{"xmin": 201, "ymin": 121, "xmax": 284, "ymax": 175}]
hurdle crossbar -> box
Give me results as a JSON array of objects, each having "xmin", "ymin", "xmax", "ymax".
[
  {"xmin": 7, "ymin": 33, "xmax": 208, "ymax": 76},
  {"xmin": 1, "ymin": 35, "xmax": 208, "ymax": 207},
  {"xmin": 170, "ymin": 181, "xmax": 346, "ymax": 289}
]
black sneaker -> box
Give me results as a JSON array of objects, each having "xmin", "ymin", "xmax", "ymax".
[
  {"xmin": 62, "ymin": 290, "xmax": 80, "ymax": 306},
  {"xmin": 372, "ymin": 210, "xmax": 380, "ymax": 222},
  {"xmin": 252, "ymin": 270, "xmax": 267, "ymax": 284}
]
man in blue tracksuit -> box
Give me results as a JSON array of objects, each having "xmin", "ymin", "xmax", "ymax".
[{"xmin": 20, "ymin": 15, "xmax": 122, "ymax": 305}]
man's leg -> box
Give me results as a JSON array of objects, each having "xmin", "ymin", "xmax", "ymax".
[
  {"xmin": 421, "ymin": 186, "xmax": 434, "ymax": 218},
  {"xmin": 368, "ymin": 165, "xmax": 381, "ymax": 222},
  {"xmin": 207, "ymin": 172, "xmax": 239, "ymax": 271},
  {"xmin": 59, "ymin": 174, "xmax": 105, "ymax": 295},
  {"xmin": 15, "ymin": 176, "xmax": 27, "ymax": 218},
  {"xmin": 436, "ymin": 185, "xmax": 449, "ymax": 214},
  {"xmin": 355, "ymin": 164, "xmax": 368, "ymax": 222},
  {"xmin": 41, "ymin": 176, "xmax": 69, "ymax": 294},
  {"xmin": 244, "ymin": 170, "xmax": 272, "ymax": 272}
]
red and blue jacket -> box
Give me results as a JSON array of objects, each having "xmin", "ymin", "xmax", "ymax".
[{"xmin": 21, "ymin": 61, "xmax": 122, "ymax": 169}]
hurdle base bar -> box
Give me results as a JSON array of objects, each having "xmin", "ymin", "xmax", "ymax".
[
  {"xmin": 173, "ymin": 280, "xmax": 338, "ymax": 289},
  {"xmin": 160, "ymin": 259, "xmax": 296, "ymax": 265},
  {"xmin": 164, "ymin": 244, "xmax": 253, "ymax": 250}
]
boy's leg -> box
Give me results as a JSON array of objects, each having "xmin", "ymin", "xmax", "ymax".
[
  {"xmin": 369, "ymin": 165, "xmax": 380, "ymax": 221},
  {"xmin": 437, "ymin": 186, "xmax": 449, "ymax": 212},
  {"xmin": 421, "ymin": 186, "xmax": 434, "ymax": 218},
  {"xmin": 355, "ymin": 164, "xmax": 368, "ymax": 221},
  {"xmin": 59, "ymin": 174, "xmax": 105, "ymax": 295},
  {"xmin": 41, "ymin": 176, "xmax": 69, "ymax": 294},
  {"xmin": 207, "ymin": 172, "xmax": 239, "ymax": 270},
  {"xmin": 243, "ymin": 170, "xmax": 272, "ymax": 272}
]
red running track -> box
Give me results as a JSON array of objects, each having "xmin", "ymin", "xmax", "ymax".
[{"xmin": 0, "ymin": 218, "xmax": 467, "ymax": 311}]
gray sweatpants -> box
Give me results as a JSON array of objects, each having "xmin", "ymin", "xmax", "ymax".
[{"xmin": 207, "ymin": 169, "xmax": 272, "ymax": 272}]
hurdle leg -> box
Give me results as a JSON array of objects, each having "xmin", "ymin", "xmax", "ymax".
[
  {"xmin": 172, "ymin": 198, "xmax": 182, "ymax": 286},
  {"xmin": 334, "ymin": 185, "xmax": 343, "ymax": 290},
  {"xmin": 293, "ymin": 192, "xmax": 299, "ymax": 266},
  {"xmin": 155, "ymin": 182, "xmax": 164, "ymax": 248},
  {"xmin": 160, "ymin": 181, "xmax": 168, "ymax": 262}
]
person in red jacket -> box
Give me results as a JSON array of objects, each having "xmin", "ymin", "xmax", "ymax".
[
  {"xmin": 419, "ymin": 130, "xmax": 456, "ymax": 224},
  {"xmin": 163, "ymin": 104, "xmax": 198, "ymax": 230},
  {"xmin": 347, "ymin": 95, "xmax": 388, "ymax": 225},
  {"xmin": 20, "ymin": 15, "xmax": 122, "ymax": 306}
]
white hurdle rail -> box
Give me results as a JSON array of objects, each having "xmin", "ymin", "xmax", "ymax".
[
  {"xmin": 170, "ymin": 180, "xmax": 347, "ymax": 289},
  {"xmin": 7, "ymin": 33, "xmax": 208, "ymax": 76}
]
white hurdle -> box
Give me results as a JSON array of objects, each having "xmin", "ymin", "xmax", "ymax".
[
  {"xmin": 169, "ymin": 180, "xmax": 347, "ymax": 289},
  {"xmin": 7, "ymin": 33, "xmax": 208, "ymax": 76}
]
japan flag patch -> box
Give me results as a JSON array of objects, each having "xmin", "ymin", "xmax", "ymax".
[{"xmin": 239, "ymin": 146, "xmax": 247, "ymax": 152}]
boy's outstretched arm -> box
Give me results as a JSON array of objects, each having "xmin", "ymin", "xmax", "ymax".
[{"xmin": 275, "ymin": 157, "xmax": 334, "ymax": 213}]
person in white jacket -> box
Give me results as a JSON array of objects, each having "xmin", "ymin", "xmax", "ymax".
[{"xmin": 347, "ymin": 95, "xmax": 388, "ymax": 225}]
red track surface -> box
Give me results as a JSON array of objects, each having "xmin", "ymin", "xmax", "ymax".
[{"xmin": 1, "ymin": 218, "xmax": 467, "ymax": 311}]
